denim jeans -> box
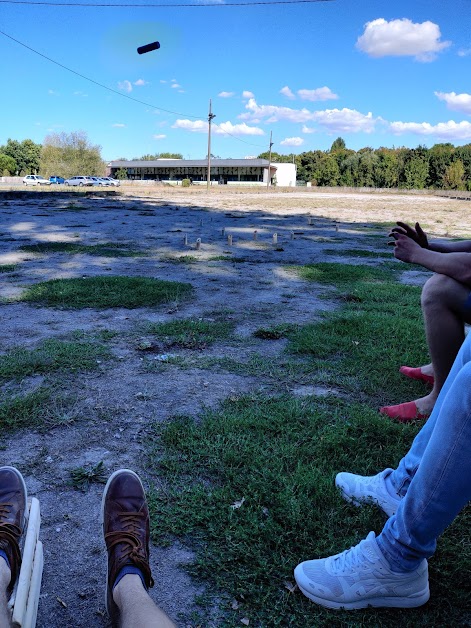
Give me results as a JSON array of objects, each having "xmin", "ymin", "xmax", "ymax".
[{"xmin": 377, "ymin": 332, "xmax": 471, "ymax": 571}]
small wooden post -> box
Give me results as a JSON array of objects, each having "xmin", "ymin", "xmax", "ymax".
[
  {"xmin": 272, "ymin": 233, "xmax": 278, "ymax": 244},
  {"xmin": 308, "ymin": 217, "xmax": 313, "ymax": 225},
  {"xmin": 196, "ymin": 238, "xmax": 201, "ymax": 250},
  {"xmin": 253, "ymin": 230, "xmax": 258, "ymax": 240},
  {"xmin": 221, "ymin": 227, "xmax": 225, "ymax": 236},
  {"xmin": 183, "ymin": 234, "xmax": 188, "ymax": 245},
  {"xmin": 290, "ymin": 231, "xmax": 294, "ymax": 240},
  {"xmin": 227, "ymin": 234, "xmax": 233, "ymax": 246}
]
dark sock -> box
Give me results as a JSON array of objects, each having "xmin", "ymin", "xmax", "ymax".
[{"xmin": 112, "ymin": 565, "xmax": 147, "ymax": 592}]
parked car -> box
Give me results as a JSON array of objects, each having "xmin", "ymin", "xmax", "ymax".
[
  {"xmin": 100, "ymin": 177, "xmax": 121, "ymax": 187},
  {"xmin": 89, "ymin": 176, "xmax": 110, "ymax": 186},
  {"xmin": 64, "ymin": 176, "xmax": 94, "ymax": 187},
  {"xmin": 23, "ymin": 175, "xmax": 52, "ymax": 186},
  {"xmin": 49, "ymin": 176, "xmax": 65, "ymax": 184}
]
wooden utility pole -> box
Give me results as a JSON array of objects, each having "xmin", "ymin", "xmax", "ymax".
[
  {"xmin": 207, "ymin": 99, "xmax": 216, "ymax": 190},
  {"xmin": 266, "ymin": 130, "xmax": 273, "ymax": 188}
]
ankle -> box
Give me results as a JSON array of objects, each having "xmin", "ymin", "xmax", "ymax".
[
  {"xmin": 112, "ymin": 573, "xmax": 146, "ymax": 606},
  {"xmin": 0, "ymin": 555, "xmax": 11, "ymax": 593}
]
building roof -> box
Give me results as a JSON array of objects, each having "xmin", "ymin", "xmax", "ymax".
[{"xmin": 109, "ymin": 159, "xmax": 272, "ymax": 168}]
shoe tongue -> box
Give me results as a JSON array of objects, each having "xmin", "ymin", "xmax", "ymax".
[{"xmin": 361, "ymin": 533, "xmax": 378, "ymax": 562}]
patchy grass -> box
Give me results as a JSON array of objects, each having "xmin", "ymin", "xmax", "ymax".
[
  {"xmin": 322, "ymin": 248, "xmax": 391, "ymax": 259},
  {"xmin": 18, "ymin": 276, "xmax": 193, "ymax": 309},
  {"xmin": 253, "ymin": 324, "xmax": 296, "ymax": 340},
  {"xmin": 0, "ymin": 388, "xmax": 52, "ymax": 431},
  {"xmin": 19, "ymin": 242, "xmax": 146, "ymax": 257},
  {"xmin": 162, "ymin": 255, "xmax": 199, "ymax": 264},
  {"xmin": 0, "ymin": 339, "xmax": 109, "ymax": 379},
  {"xmin": 144, "ymin": 260, "xmax": 471, "ymax": 627},
  {"xmin": 146, "ymin": 319, "xmax": 234, "ymax": 349},
  {"xmin": 208, "ymin": 256, "xmax": 248, "ymax": 263},
  {"xmin": 70, "ymin": 461, "xmax": 107, "ymax": 491},
  {"xmin": 0, "ymin": 264, "xmax": 16, "ymax": 273}
]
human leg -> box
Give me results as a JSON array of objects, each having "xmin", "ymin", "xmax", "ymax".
[
  {"xmin": 377, "ymin": 360, "xmax": 471, "ymax": 570},
  {"xmin": 0, "ymin": 467, "xmax": 27, "ymax": 628},
  {"xmin": 381, "ymin": 274, "xmax": 471, "ymax": 421},
  {"xmin": 102, "ymin": 469, "xmax": 175, "ymax": 628}
]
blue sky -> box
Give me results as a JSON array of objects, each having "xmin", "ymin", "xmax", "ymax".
[{"xmin": 1, "ymin": 0, "xmax": 471, "ymax": 161}]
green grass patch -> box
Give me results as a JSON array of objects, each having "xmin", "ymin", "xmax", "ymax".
[
  {"xmin": 0, "ymin": 264, "xmax": 16, "ymax": 273},
  {"xmin": 253, "ymin": 324, "xmax": 296, "ymax": 340},
  {"xmin": 70, "ymin": 461, "xmax": 107, "ymax": 491},
  {"xmin": 323, "ymin": 248, "xmax": 391, "ymax": 259},
  {"xmin": 208, "ymin": 256, "xmax": 248, "ymax": 263},
  {"xmin": 146, "ymin": 319, "xmax": 234, "ymax": 349},
  {"xmin": 19, "ymin": 242, "xmax": 146, "ymax": 257},
  {"xmin": 18, "ymin": 276, "xmax": 193, "ymax": 309},
  {"xmin": 148, "ymin": 396, "xmax": 470, "ymax": 626},
  {"xmin": 0, "ymin": 339, "xmax": 110, "ymax": 379},
  {"xmin": 287, "ymin": 262, "xmax": 397, "ymax": 286},
  {"xmin": 0, "ymin": 388, "xmax": 52, "ymax": 431},
  {"xmin": 162, "ymin": 255, "xmax": 198, "ymax": 264}
]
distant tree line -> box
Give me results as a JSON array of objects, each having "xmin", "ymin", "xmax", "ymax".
[
  {"xmin": 259, "ymin": 137, "xmax": 471, "ymax": 190},
  {"xmin": 0, "ymin": 131, "xmax": 104, "ymax": 177}
]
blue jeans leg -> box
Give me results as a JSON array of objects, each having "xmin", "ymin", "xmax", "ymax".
[{"xmin": 377, "ymin": 337, "xmax": 471, "ymax": 570}]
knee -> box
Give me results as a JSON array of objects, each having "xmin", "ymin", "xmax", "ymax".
[{"xmin": 421, "ymin": 274, "xmax": 462, "ymax": 310}]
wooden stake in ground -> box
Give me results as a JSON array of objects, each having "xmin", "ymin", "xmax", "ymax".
[
  {"xmin": 272, "ymin": 233, "xmax": 278, "ymax": 244},
  {"xmin": 11, "ymin": 498, "xmax": 43, "ymax": 628},
  {"xmin": 227, "ymin": 234, "xmax": 233, "ymax": 246},
  {"xmin": 195, "ymin": 238, "xmax": 201, "ymax": 250},
  {"xmin": 253, "ymin": 230, "xmax": 258, "ymax": 240}
]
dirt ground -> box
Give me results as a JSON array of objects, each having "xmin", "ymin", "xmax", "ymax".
[{"xmin": 1, "ymin": 187, "xmax": 469, "ymax": 627}]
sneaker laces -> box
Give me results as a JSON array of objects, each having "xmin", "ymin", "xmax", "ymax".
[
  {"xmin": 105, "ymin": 511, "xmax": 154, "ymax": 588},
  {"xmin": 331, "ymin": 537, "xmax": 375, "ymax": 574}
]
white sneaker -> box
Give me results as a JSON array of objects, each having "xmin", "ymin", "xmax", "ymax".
[
  {"xmin": 294, "ymin": 531, "xmax": 429, "ymax": 610},
  {"xmin": 335, "ymin": 470, "xmax": 401, "ymax": 517}
]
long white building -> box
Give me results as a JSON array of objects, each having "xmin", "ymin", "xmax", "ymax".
[{"xmin": 108, "ymin": 158, "xmax": 296, "ymax": 187}]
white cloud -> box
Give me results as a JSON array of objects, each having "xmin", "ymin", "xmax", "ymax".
[
  {"xmin": 280, "ymin": 137, "xmax": 304, "ymax": 146},
  {"xmin": 435, "ymin": 91, "xmax": 471, "ymax": 115},
  {"xmin": 214, "ymin": 121, "xmax": 264, "ymax": 136},
  {"xmin": 73, "ymin": 91, "xmax": 88, "ymax": 97},
  {"xmin": 242, "ymin": 90, "xmax": 254, "ymax": 99},
  {"xmin": 48, "ymin": 89, "xmax": 59, "ymax": 96},
  {"xmin": 302, "ymin": 125, "xmax": 315, "ymax": 134},
  {"xmin": 280, "ymin": 86, "xmax": 295, "ymax": 100},
  {"xmin": 458, "ymin": 48, "xmax": 471, "ymax": 57},
  {"xmin": 171, "ymin": 83, "xmax": 181, "ymax": 89},
  {"xmin": 356, "ymin": 18, "xmax": 451, "ymax": 62},
  {"xmin": 172, "ymin": 119, "xmax": 208, "ymax": 133},
  {"xmin": 160, "ymin": 80, "xmax": 167, "ymax": 83},
  {"xmin": 133, "ymin": 79, "xmax": 148, "ymax": 86},
  {"xmin": 218, "ymin": 91, "xmax": 235, "ymax": 98},
  {"xmin": 297, "ymin": 87, "xmax": 338, "ymax": 101},
  {"xmin": 153, "ymin": 134, "xmax": 167, "ymax": 139},
  {"xmin": 389, "ymin": 119, "xmax": 471, "ymax": 140},
  {"xmin": 312, "ymin": 108, "xmax": 377, "ymax": 133},
  {"xmin": 112, "ymin": 123, "xmax": 126, "ymax": 128},
  {"xmin": 240, "ymin": 98, "xmax": 377, "ymax": 133},
  {"xmin": 118, "ymin": 80, "xmax": 132, "ymax": 93}
]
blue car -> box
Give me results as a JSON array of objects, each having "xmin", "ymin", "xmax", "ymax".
[{"xmin": 49, "ymin": 176, "xmax": 65, "ymax": 184}]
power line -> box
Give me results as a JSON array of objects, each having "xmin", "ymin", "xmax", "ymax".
[
  {"xmin": 0, "ymin": 0, "xmax": 333, "ymax": 6},
  {"xmin": 0, "ymin": 29, "xmax": 203, "ymax": 119}
]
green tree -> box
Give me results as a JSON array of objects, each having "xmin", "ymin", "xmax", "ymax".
[
  {"xmin": 428, "ymin": 143, "xmax": 453, "ymax": 188},
  {"xmin": 443, "ymin": 159, "xmax": 465, "ymax": 190},
  {"xmin": 257, "ymin": 151, "xmax": 295, "ymax": 163},
  {"xmin": 0, "ymin": 153, "xmax": 17, "ymax": 175},
  {"xmin": 115, "ymin": 168, "xmax": 128, "ymax": 180},
  {"xmin": 373, "ymin": 149, "xmax": 399, "ymax": 188},
  {"xmin": 40, "ymin": 131, "xmax": 104, "ymax": 178},
  {"xmin": 0, "ymin": 138, "xmax": 41, "ymax": 175},
  {"xmin": 138, "ymin": 153, "xmax": 183, "ymax": 160},
  {"xmin": 315, "ymin": 154, "xmax": 340, "ymax": 186},
  {"xmin": 330, "ymin": 137, "xmax": 346, "ymax": 152},
  {"xmin": 403, "ymin": 155, "xmax": 429, "ymax": 189}
]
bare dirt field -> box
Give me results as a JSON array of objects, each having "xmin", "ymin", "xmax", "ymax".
[{"xmin": 1, "ymin": 187, "xmax": 470, "ymax": 627}]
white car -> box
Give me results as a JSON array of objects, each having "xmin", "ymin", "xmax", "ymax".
[
  {"xmin": 64, "ymin": 176, "xmax": 95, "ymax": 187},
  {"xmin": 100, "ymin": 177, "xmax": 121, "ymax": 187},
  {"xmin": 23, "ymin": 175, "xmax": 52, "ymax": 186}
]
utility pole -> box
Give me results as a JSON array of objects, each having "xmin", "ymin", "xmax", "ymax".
[
  {"xmin": 266, "ymin": 130, "xmax": 273, "ymax": 188},
  {"xmin": 207, "ymin": 99, "xmax": 216, "ymax": 190}
]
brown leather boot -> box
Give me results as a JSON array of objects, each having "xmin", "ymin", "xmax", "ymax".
[
  {"xmin": 102, "ymin": 469, "xmax": 154, "ymax": 622},
  {"xmin": 0, "ymin": 466, "xmax": 27, "ymax": 596}
]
